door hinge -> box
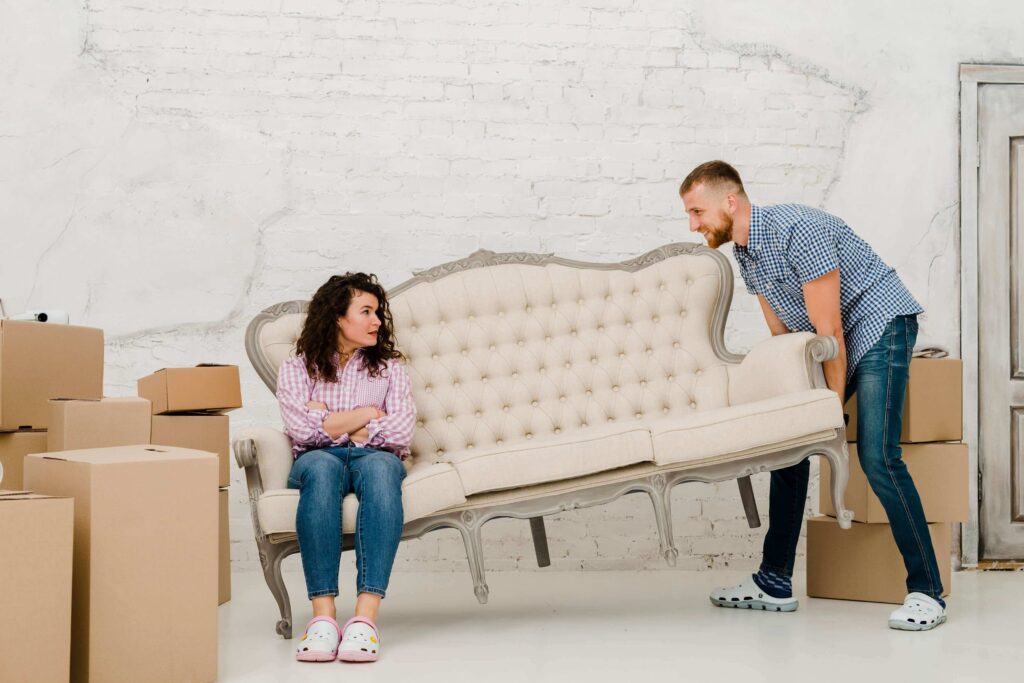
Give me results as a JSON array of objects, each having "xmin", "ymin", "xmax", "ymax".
[{"xmin": 978, "ymin": 468, "xmax": 983, "ymax": 504}]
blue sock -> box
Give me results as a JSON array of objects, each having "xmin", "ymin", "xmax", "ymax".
[
  {"xmin": 935, "ymin": 596, "xmax": 946, "ymax": 609},
  {"xmin": 752, "ymin": 569, "xmax": 792, "ymax": 599}
]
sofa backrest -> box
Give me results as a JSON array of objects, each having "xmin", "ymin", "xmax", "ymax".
[{"xmin": 246, "ymin": 244, "xmax": 741, "ymax": 463}]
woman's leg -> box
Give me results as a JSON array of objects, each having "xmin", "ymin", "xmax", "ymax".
[
  {"xmin": 348, "ymin": 449, "xmax": 406, "ymax": 616},
  {"xmin": 287, "ymin": 448, "xmax": 350, "ymax": 618}
]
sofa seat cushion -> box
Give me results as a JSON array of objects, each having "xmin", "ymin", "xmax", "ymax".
[
  {"xmin": 256, "ymin": 461, "xmax": 467, "ymax": 535},
  {"xmin": 650, "ymin": 388, "xmax": 843, "ymax": 466},
  {"xmin": 445, "ymin": 422, "xmax": 654, "ymax": 496}
]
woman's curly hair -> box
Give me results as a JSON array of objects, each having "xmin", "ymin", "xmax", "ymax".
[{"xmin": 296, "ymin": 273, "xmax": 404, "ymax": 383}]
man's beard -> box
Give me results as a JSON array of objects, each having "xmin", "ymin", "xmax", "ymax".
[{"xmin": 704, "ymin": 212, "xmax": 734, "ymax": 249}]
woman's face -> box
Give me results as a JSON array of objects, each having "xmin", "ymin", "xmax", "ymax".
[{"xmin": 336, "ymin": 290, "xmax": 381, "ymax": 352}]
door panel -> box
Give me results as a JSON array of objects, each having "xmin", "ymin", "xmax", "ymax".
[{"xmin": 979, "ymin": 84, "xmax": 1024, "ymax": 559}]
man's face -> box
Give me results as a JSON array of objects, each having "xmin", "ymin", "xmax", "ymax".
[{"xmin": 681, "ymin": 183, "xmax": 734, "ymax": 249}]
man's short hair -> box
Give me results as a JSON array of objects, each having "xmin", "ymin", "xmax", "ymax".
[{"xmin": 679, "ymin": 160, "xmax": 746, "ymax": 197}]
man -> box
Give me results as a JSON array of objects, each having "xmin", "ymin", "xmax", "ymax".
[{"xmin": 679, "ymin": 160, "xmax": 946, "ymax": 631}]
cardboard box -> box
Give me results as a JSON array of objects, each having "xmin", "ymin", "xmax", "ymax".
[
  {"xmin": 25, "ymin": 445, "xmax": 219, "ymax": 683},
  {"xmin": 138, "ymin": 364, "xmax": 242, "ymax": 415},
  {"xmin": 820, "ymin": 443, "xmax": 969, "ymax": 523},
  {"xmin": 806, "ymin": 516, "xmax": 950, "ymax": 604},
  {"xmin": 48, "ymin": 397, "xmax": 152, "ymax": 452},
  {"xmin": 0, "ymin": 490, "xmax": 74, "ymax": 683},
  {"xmin": 219, "ymin": 488, "xmax": 231, "ymax": 605},
  {"xmin": 0, "ymin": 320, "xmax": 104, "ymax": 430},
  {"xmin": 151, "ymin": 414, "xmax": 230, "ymax": 487},
  {"xmin": 0, "ymin": 430, "xmax": 48, "ymax": 489},
  {"xmin": 845, "ymin": 357, "xmax": 963, "ymax": 442}
]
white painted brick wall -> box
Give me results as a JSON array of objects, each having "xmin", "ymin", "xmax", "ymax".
[{"xmin": 5, "ymin": 0, "xmax": 1013, "ymax": 575}]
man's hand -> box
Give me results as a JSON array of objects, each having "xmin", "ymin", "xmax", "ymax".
[
  {"xmin": 350, "ymin": 427, "xmax": 370, "ymax": 444},
  {"xmin": 306, "ymin": 401, "xmax": 328, "ymax": 411}
]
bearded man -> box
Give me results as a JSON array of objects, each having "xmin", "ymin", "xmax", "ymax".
[{"xmin": 679, "ymin": 160, "xmax": 947, "ymax": 631}]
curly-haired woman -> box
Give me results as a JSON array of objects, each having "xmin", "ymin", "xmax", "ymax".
[{"xmin": 277, "ymin": 272, "xmax": 415, "ymax": 663}]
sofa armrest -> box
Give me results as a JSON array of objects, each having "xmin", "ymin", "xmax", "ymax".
[
  {"xmin": 727, "ymin": 332, "xmax": 839, "ymax": 405},
  {"xmin": 232, "ymin": 426, "xmax": 294, "ymax": 492}
]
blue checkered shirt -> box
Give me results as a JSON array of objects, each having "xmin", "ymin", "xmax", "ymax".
[{"xmin": 733, "ymin": 204, "xmax": 923, "ymax": 379}]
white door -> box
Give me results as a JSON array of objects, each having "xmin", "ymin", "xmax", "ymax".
[{"xmin": 979, "ymin": 83, "xmax": 1024, "ymax": 559}]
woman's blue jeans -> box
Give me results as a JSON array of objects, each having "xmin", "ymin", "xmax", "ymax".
[
  {"xmin": 759, "ymin": 315, "xmax": 945, "ymax": 599},
  {"xmin": 287, "ymin": 446, "xmax": 405, "ymax": 600}
]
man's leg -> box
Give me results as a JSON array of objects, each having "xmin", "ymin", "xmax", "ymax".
[
  {"xmin": 854, "ymin": 315, "xmax": 946, "ymax": 630},
  {"xmin": 710, "ymin": 460, "xmax": 808, "ymax": 611}
]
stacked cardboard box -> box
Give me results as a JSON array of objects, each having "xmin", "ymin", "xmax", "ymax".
[
  {"xmin": 139, "ymin": 364, "xmax": 241, "ymax": 604},
  {"xmin": 48, "ymin": 397, "xmax": 152, "ymax": 452},
  {"xmin": 1, "ymin": 318, "xmax": 240, "ymax": 681},
  {"xmin": 808, "ymin": 357, "xmax": 966, "ymax": 604},
  {"xmin": 0, "ymin": 320, "xmax": 104, "ymax": 490},
  {"xmin": 0, "ymin": 490, "xmax": 74, "ymax": 683},
  {"xmin": 25, "ymin": 446, "xmax": 219, "ymax": 683}
]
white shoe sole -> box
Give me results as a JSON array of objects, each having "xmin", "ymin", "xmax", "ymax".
[
  {"xmin": 710, "ymin": 596, "xmax": 799, "ymax": 612},
  {"xmin": 888, "ymin": 614, "xmax": 947, "ymax": 631}
]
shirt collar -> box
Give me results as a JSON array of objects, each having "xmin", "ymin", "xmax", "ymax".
[
  {"xmin": 333, "ymin": 347, "xmax": 365, "ymax": 367},
  {"xmin": 746, "ymin": 204, "xmax": 766, "ymax": 254}
]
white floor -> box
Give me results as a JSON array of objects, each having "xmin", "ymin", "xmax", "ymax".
[{"xmin": 219, "ymin": 568, "xmax": 1022, "ymax": 683}]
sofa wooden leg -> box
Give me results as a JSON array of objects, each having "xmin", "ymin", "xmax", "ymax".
[
  {"xmin": 258, "ymin": 537, "xmax": 299, "ymax": 639},
  {"xmin": 529, "ymin": 516, "xmax": 551, "ymax": 567},
  {"xmin": 821, "ymin": 439, "xmax": 854, "ymax": 529},
  {"xmin": 647, "ymin": 476, "xmax": 680, "ymax": 566},
  {"xmin": 455, "ymin": 514, "xmax": 490, "ymax": 604},
  {"xmin": 737, "ymin": 476, "xmax": 761, "ymax": 529}
]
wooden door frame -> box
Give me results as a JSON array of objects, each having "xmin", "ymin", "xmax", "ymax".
[{"xmin": 959, "ymin": 64, "xmax": 1024, "ymax": 566}]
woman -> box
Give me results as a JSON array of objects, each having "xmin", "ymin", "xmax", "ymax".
[{"xmin": 277, "ymin": 272, "xmax": 416, "ymax": 663}]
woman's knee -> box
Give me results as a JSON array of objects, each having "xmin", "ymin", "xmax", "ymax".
[
  {"xmin": 291, "ymin": 449, "xmax": 343, "ymax": 488},
  {"xmin": 360, "ymin": 452, "xmax": 405, "ymax": 488}
]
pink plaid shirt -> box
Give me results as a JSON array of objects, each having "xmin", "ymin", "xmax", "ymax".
[{"xmin": 277, "ymin": 351, "xmax": 417, "ymax": 460}]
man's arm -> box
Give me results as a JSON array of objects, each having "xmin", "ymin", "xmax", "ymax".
[
  {"xmin": 802, "ymin": 269, "xmax": 847, "ymax": 398},
  {"xmin": 757, "ymin": 295, "xmax": 790, "ymax": 336}
]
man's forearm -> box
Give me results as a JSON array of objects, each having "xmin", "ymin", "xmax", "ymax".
[{"xmin": 822, "ymin": 336, "xmax": 847, "ymax": 399}]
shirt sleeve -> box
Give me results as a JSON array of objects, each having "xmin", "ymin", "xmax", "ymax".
[
  {"xmin": 787, "ymin": 218, "xmax": 840, "ymax": 285},
  {"xmin": 365, "ymin": 361, "xmax": 417, "ymax": 459},
  {"xmin": 276, "ymin": 357, "xmax": 345, "ymax": 447}
]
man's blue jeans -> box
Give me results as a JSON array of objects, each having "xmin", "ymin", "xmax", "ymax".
[
  {"xmin": 760, "ymin": 315, "xmax": 945, "ymax": 599},
  {"xmin": 287, "ymin": 446, "xmax": 405, "ymax": 600}
]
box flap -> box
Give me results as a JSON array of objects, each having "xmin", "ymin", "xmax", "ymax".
[
  {"xmin": 30, "ymin": 445, "xmax": 219, "ymax": 465},
  {"xmin": 0, "ymin": 489, "xmax": 66, "ymax": 501}
]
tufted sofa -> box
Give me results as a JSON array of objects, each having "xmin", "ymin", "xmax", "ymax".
[{"xmin": 233, "ymin": 243, "xmax": 852, "ymax": 638}]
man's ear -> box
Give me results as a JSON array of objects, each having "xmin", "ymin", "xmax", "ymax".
[{"xmin": 725, "ymin": 192, "xmax": 738, "ymax": 213}]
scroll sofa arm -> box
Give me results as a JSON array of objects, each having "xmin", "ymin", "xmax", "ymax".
[
  {"xmin": 727, "ymin": 332, "xmax": 839, "ymax": 406},
  {"xmin": 233, "ymin": 426, "xmax": 295, "ymax": 493}
]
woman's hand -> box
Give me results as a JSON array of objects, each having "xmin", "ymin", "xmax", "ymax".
[
  {"xmin": 306, "ymin": 401, "xmax": 328, "ymax": 411},
  {"xmin": 362, "ymin": 406, "xmax": 386, "ymax": 421},
  {"xmin": 350, "ymin": 427, "xmax": 370, "ymax": 444}
]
